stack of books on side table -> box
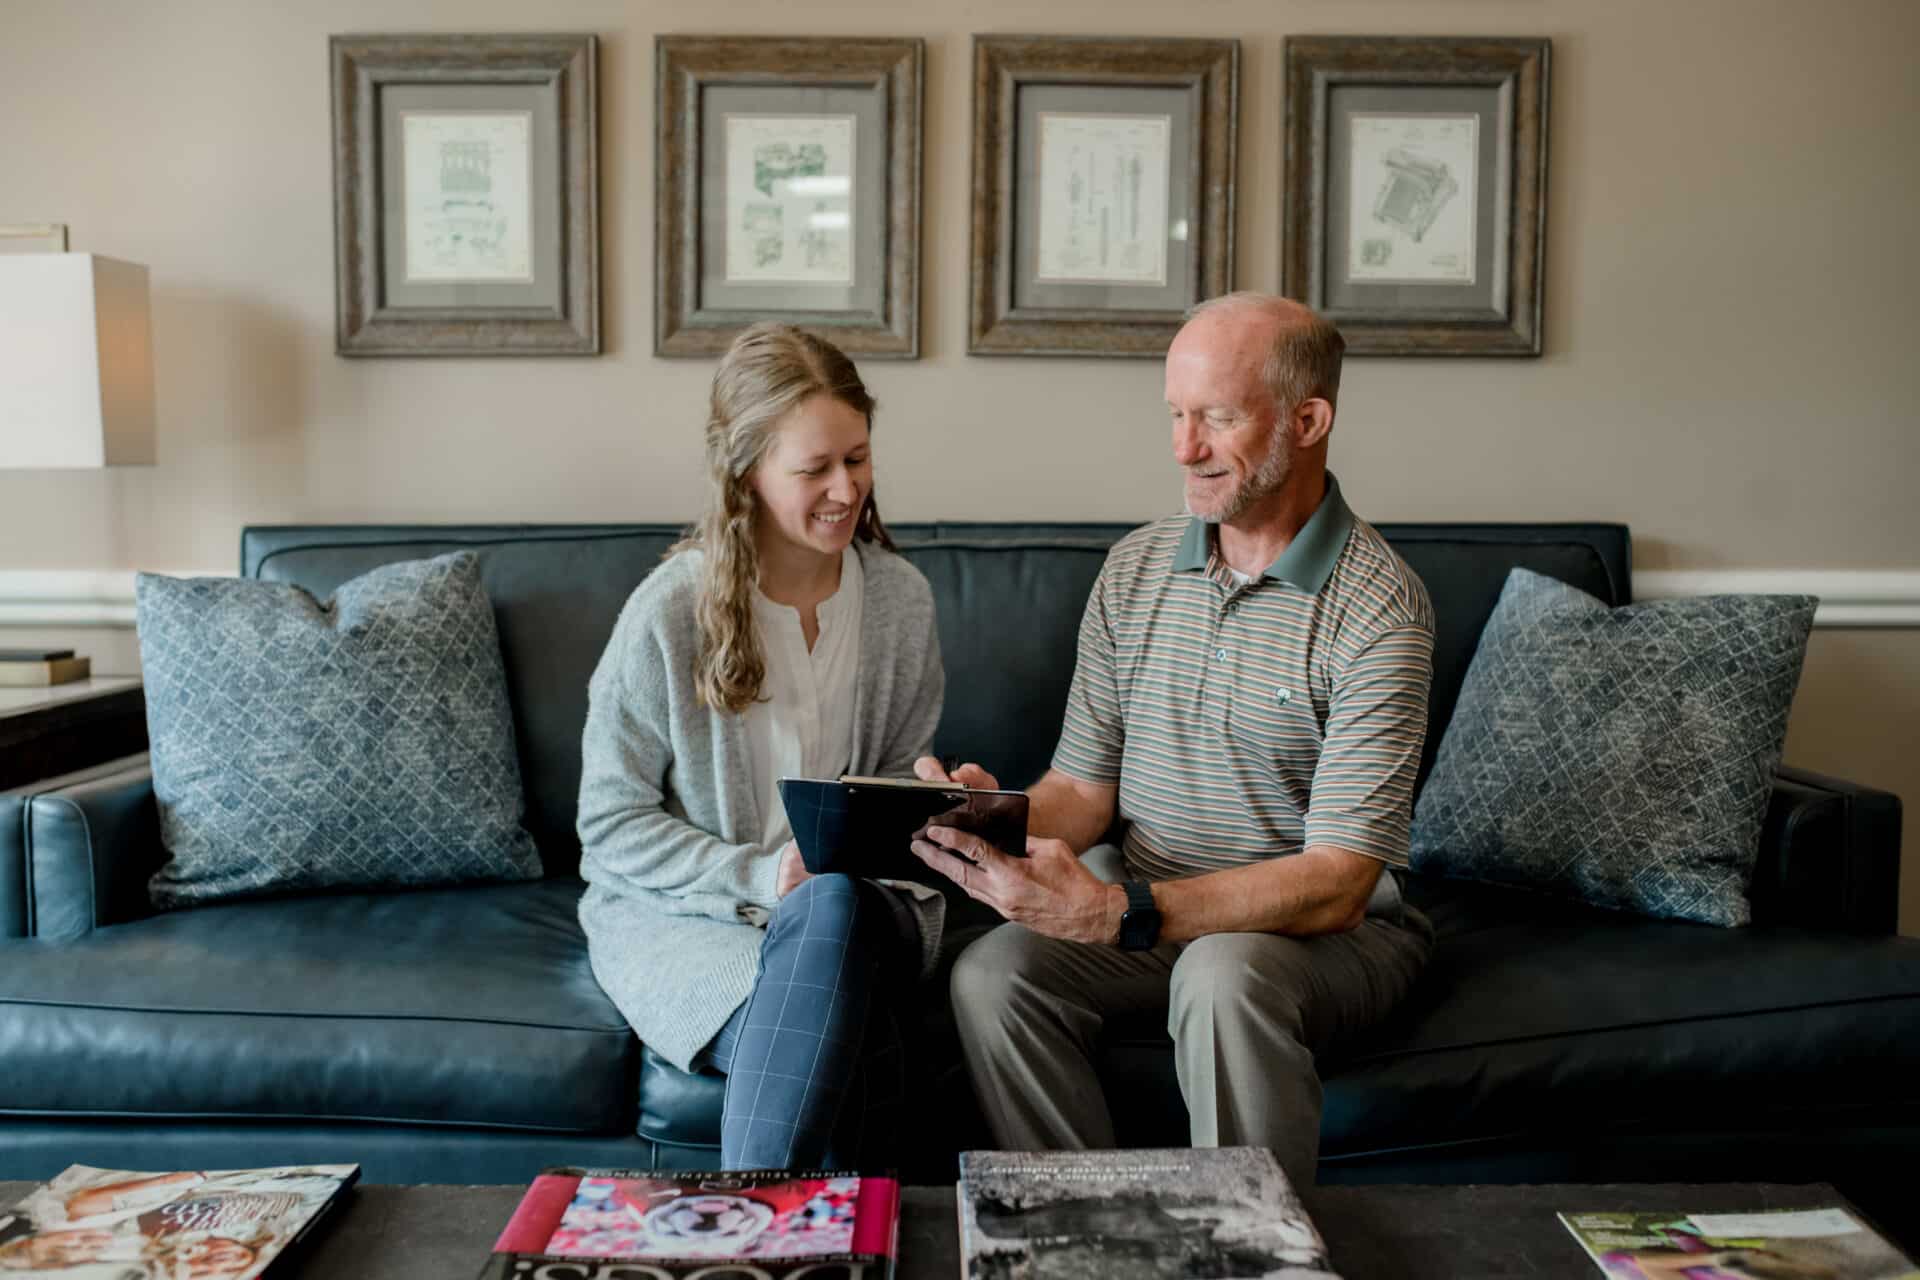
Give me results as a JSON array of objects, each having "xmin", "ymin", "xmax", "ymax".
[{"xmin": 0, "ymin": 647, "xmax": 89, "ymax": 687}]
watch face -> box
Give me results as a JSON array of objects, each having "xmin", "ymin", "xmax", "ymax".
[{"xmin": 1120, "ymin": 908, "xmax": 1160, "ymax": 950}]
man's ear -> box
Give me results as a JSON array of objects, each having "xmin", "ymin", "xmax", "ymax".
[{"xmin": 1292, "ymin": 397, "xmax": 1335, "ymax": 450}]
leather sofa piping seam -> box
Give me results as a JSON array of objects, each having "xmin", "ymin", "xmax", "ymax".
[
  {"xmin": 18, "ymin": 796, "xmax": 36, "ymax": 938},
  {"xmin": 1319, "ymin": 1100, "xmax": 1916, "ymax": 1163},
  {"xmin": 1102, "ymin": 991, "xmax": 1920, "ymax": 1063},
  {"xmin": 1330, "ymin": 991, "xmax": 1920, "ymax": 1064},
  {"xmin": 0, "ymin": 997, "xmax": 632, "ymax": 1035},
  {"xmin": 0, "ymin": 1106, "xmax": 619, "ymax": 1134}
]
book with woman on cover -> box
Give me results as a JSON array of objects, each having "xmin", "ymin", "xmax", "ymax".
[
  {"xmin": 957, "ymin": 1147, "xmax": 1339, "ymax": 1280},
  {"xmin": 0, "ymin": 1162, "xmax": 359, "ymax": 1277},
  {"xmin": 477, "ymin": 1168, "xmax": 900, "ymax": 1280}
]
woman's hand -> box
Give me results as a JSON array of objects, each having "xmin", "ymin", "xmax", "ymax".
[{"xmin": 774, "ymin": 839, "xmax": 812, "ymax": 899}]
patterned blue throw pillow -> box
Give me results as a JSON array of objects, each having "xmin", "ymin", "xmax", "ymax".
[
  {"xmin": 1410, "ymin": 568, "xmax": 1816, "ymax": 927},
  {"xmin": 136, "ymin": 552, "xmax": 542, "ymax": 908}
]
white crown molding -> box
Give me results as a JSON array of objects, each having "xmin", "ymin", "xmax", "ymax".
[
  {"xmin": 0, "ymin": 567, "xmax": 1916, "ymax": 629},
  {"xmin": 0, "ymin": 569, "xmax": 232, "ymax": 627},
  {"xmin": 1635, "ymin": 570, "xmax": 1920, "ymax": 629}
]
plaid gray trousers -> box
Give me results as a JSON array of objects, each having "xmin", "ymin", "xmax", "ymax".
[{"xmin": 704, "ymin": 874, "xmax": 921, "ymax": 1170}]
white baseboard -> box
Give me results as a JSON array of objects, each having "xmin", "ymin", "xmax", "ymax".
[{"xmin": 0, "ymin": 567, "xmax": 1916, "ymax": 628}]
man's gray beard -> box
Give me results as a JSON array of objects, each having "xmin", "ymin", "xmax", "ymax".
[{"xmin": 1186, "ymin": 425, "xmax": 1291, "ymax": 524}]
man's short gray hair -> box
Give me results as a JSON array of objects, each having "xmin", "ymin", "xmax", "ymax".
[{"xmin": 1185, "ymin": 292, "xmax": 1346, "ymax": 412}]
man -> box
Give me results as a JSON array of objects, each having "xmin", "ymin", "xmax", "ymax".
[{"xmin": 909, "ymin": 292, "xmax": 1435, "ymax": 1186}]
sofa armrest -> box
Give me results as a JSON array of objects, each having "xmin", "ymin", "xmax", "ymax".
[
  {"xmin": 1748, "ymin": 764, "xmax": 1903, "ymax": 934},
  {"xmin": 1, "ymin": 792, "xmax": 24, "ymax": 938},
  {"xmin": 26, "ymin": 755, "xmax": 166, "ymax": 941}
]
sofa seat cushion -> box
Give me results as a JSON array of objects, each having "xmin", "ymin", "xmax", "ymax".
[
  {"xmin": 0, "ymin": 878, "xmax": 636, "ymax": 1134},
  {"xmin": 636, "ymin": 1045, "xmax": 725, "ymax": 1147},
  {"xmin": 1326, "ymin": 876, "xmax": 1920, "ymax": 1154},
  {"xmin": 1100, "ymin": 874, "xmax": 1920, "ymax": 1156}
]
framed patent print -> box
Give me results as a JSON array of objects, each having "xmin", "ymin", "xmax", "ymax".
[
  {"xmin": 1283, "ymin": 36, "xmax": 1549, "ymax": 356},
  {"xmin": 655, "ymin": 35, "xmax": 924, "ymax": 359},
  {"xmin": 330, "ymin": 33, "xmax": 600, "ymax": 355},
  {"xmin": 969, "ymin": 35, "xmax": 1239, "ymax": 357}
]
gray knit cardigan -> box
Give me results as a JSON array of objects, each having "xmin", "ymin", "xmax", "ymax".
[{"xmin": 576, "ymin": 540, "xmax": 946, "ymax": 1072}]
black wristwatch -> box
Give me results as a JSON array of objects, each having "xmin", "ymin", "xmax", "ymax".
[{"xmin": 1118, "ymin": 880, "xmax": 1162, "ymax": 951}]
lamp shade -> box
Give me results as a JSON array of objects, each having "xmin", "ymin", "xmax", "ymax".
[{"xmin": 0, "ymin": 253, "xmax": 155, "ymax": 468}]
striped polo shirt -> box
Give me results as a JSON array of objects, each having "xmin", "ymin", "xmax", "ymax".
[{"xmin": 1053, "ymin": 474, "xmax": 1435, "ymax": 898}]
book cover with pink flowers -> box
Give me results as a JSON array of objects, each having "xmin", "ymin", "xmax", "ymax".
[{"xmin": 477, "ymin": 1168, "xmax": 899, "ymax": 1280}]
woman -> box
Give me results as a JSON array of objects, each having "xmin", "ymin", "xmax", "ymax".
[{"xmin": 577, "ymin": 322, "xmax": 945, "ymax": 1171}]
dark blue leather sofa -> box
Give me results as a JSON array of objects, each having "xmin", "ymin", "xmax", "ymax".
[{"xmin": 2, "ymin": 522, "xmax": 1913, "ymax": 1230}]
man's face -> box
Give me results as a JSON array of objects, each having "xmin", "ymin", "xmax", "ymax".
[{"xmin": 1164, "ymin": 313, "xmax": 1290, "ymax": 524}]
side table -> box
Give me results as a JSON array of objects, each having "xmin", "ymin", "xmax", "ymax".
[{"xmin": 0, "ymin": 676, "xmax": 146, "ymax": 791}]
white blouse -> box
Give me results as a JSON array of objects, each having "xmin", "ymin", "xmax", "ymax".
[{"xmin": 743, "ymin": 546, "xmax": 864, "ymax": 851}]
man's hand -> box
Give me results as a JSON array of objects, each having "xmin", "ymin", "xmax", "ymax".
[
  {"xmin": 910, "ymin": 826, "xmax": 1121, "ymax": 944},
  {"xmin": 913, "ymin": 755, "xmax": 1002, "ymax": 791},
  {"xmin": 774, "ymin": 840, "xmax": 811, "ymax": 899}
]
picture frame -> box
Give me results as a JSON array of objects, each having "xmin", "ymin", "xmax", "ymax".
[
  {"xmin": 1282, "ymin": 36, "xmax": 1550, "ymax": 356},
  {"xmin": 330, "ymin": 33, "xmax": 600, "ymax": 356},
  {"xmin": 969, "ymin": 35, "xmax": 1238, "ymax": 358},
  {"xmin": 0, "ymin": 224, "xmax": 68, "ymax": 254},
  {"xmin": 655, "ymin": 35, "xmax": 923, "ymax": 360}
]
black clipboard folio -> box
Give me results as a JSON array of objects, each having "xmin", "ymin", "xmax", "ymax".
[{"xmin": 777, "ymin": 777, "xmax": 1029, "ymax": 881}]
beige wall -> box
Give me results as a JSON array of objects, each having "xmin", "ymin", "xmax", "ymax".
[{"xmin": 3, "ymin": 1, "xmax": 1915, "ymax": 925}]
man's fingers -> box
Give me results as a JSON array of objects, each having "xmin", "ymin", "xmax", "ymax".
[
  {"xmin": 925, "ymin": 825, "xmax": 1005, "ymax": 865},
  {"xmin": 913, "ymin": 755, "xmax": 951, "ymax": 782},
  {"xmin": 909, "ymin": 839, "xmax": 994, "ymax": 903},
  {"xmin": 952, "ymin": 763, "xmax": 999, "ymax": 790}
]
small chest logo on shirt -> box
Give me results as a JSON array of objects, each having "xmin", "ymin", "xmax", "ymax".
[{"xmin": 1274, "ymin": 686, "xmax": 1293, "ymax": 706}]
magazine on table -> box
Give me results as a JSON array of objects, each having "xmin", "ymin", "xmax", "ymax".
[
  {"xmin": 956, "ymin": 1146, "xmax": 1340, "ymax": 1280},
  {"xmin": 0, "ymin": 1162, "xmax": 359, "ymax": 1277},
  {"xmin": 1559, "ymin": 1206, "xmax": 1919, "ymax": 1279},
  {"xmin": 476, "ymin": 1168, "xmax": 901, "ymax": 1280}
]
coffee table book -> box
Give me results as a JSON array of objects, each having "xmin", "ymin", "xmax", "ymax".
[
  {"xmin": 957, "ymin": 1147, "xmax": 1337, "ymax": 1279},
  {"xmin": 0, "ymin": 1162, "xmax": 359, "ymax": 1277},
  {"xmin": 477, "ymin": 1169, "xmax": 901, "ymax": 1280},
  {"xmin": 1560, "ymin": 1206, "xmax": 1918, "ymax": 1279}
]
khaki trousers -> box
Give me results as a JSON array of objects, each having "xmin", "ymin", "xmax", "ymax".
[{"xmin": 948, "ymin": 887, "xmax": 1433, "ymax": 1187}]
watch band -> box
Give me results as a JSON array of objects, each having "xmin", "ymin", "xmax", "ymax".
[{"xmin": 1119, "ymin": 879, "xmax": 1161, "ymax": 951}]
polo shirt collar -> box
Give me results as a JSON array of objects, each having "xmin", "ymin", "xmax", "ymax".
[{"xmin": 1173, "ymin": 472, "xmax": 1356, "ymax": 595}]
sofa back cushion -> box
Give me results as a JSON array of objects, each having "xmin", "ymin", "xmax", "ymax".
[
  {"xmin": 242, "ymin": 520, "xmax": 1628, "ymax": 876},
  {"xmin": 1410, "ymin": 569, "xmax": 1816, "ymax": 926}
]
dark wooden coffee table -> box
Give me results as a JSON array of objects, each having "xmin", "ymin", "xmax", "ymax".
[{"xmin": 3, "ymin": 1179, "xmax": 1869, "ymax": 1279}]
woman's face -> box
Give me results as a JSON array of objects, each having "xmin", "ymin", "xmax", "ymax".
[
  {"xmin": 175, "ymin": 1236, "xmax": 258, "ymax": 1279},
  {"xmin": 749, "ymin": 392, "xmax": 873, "ymax": 566},
  {"xmin": 9, "ymin": 1229, "xmax": 113, "ymax": 1266}
]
